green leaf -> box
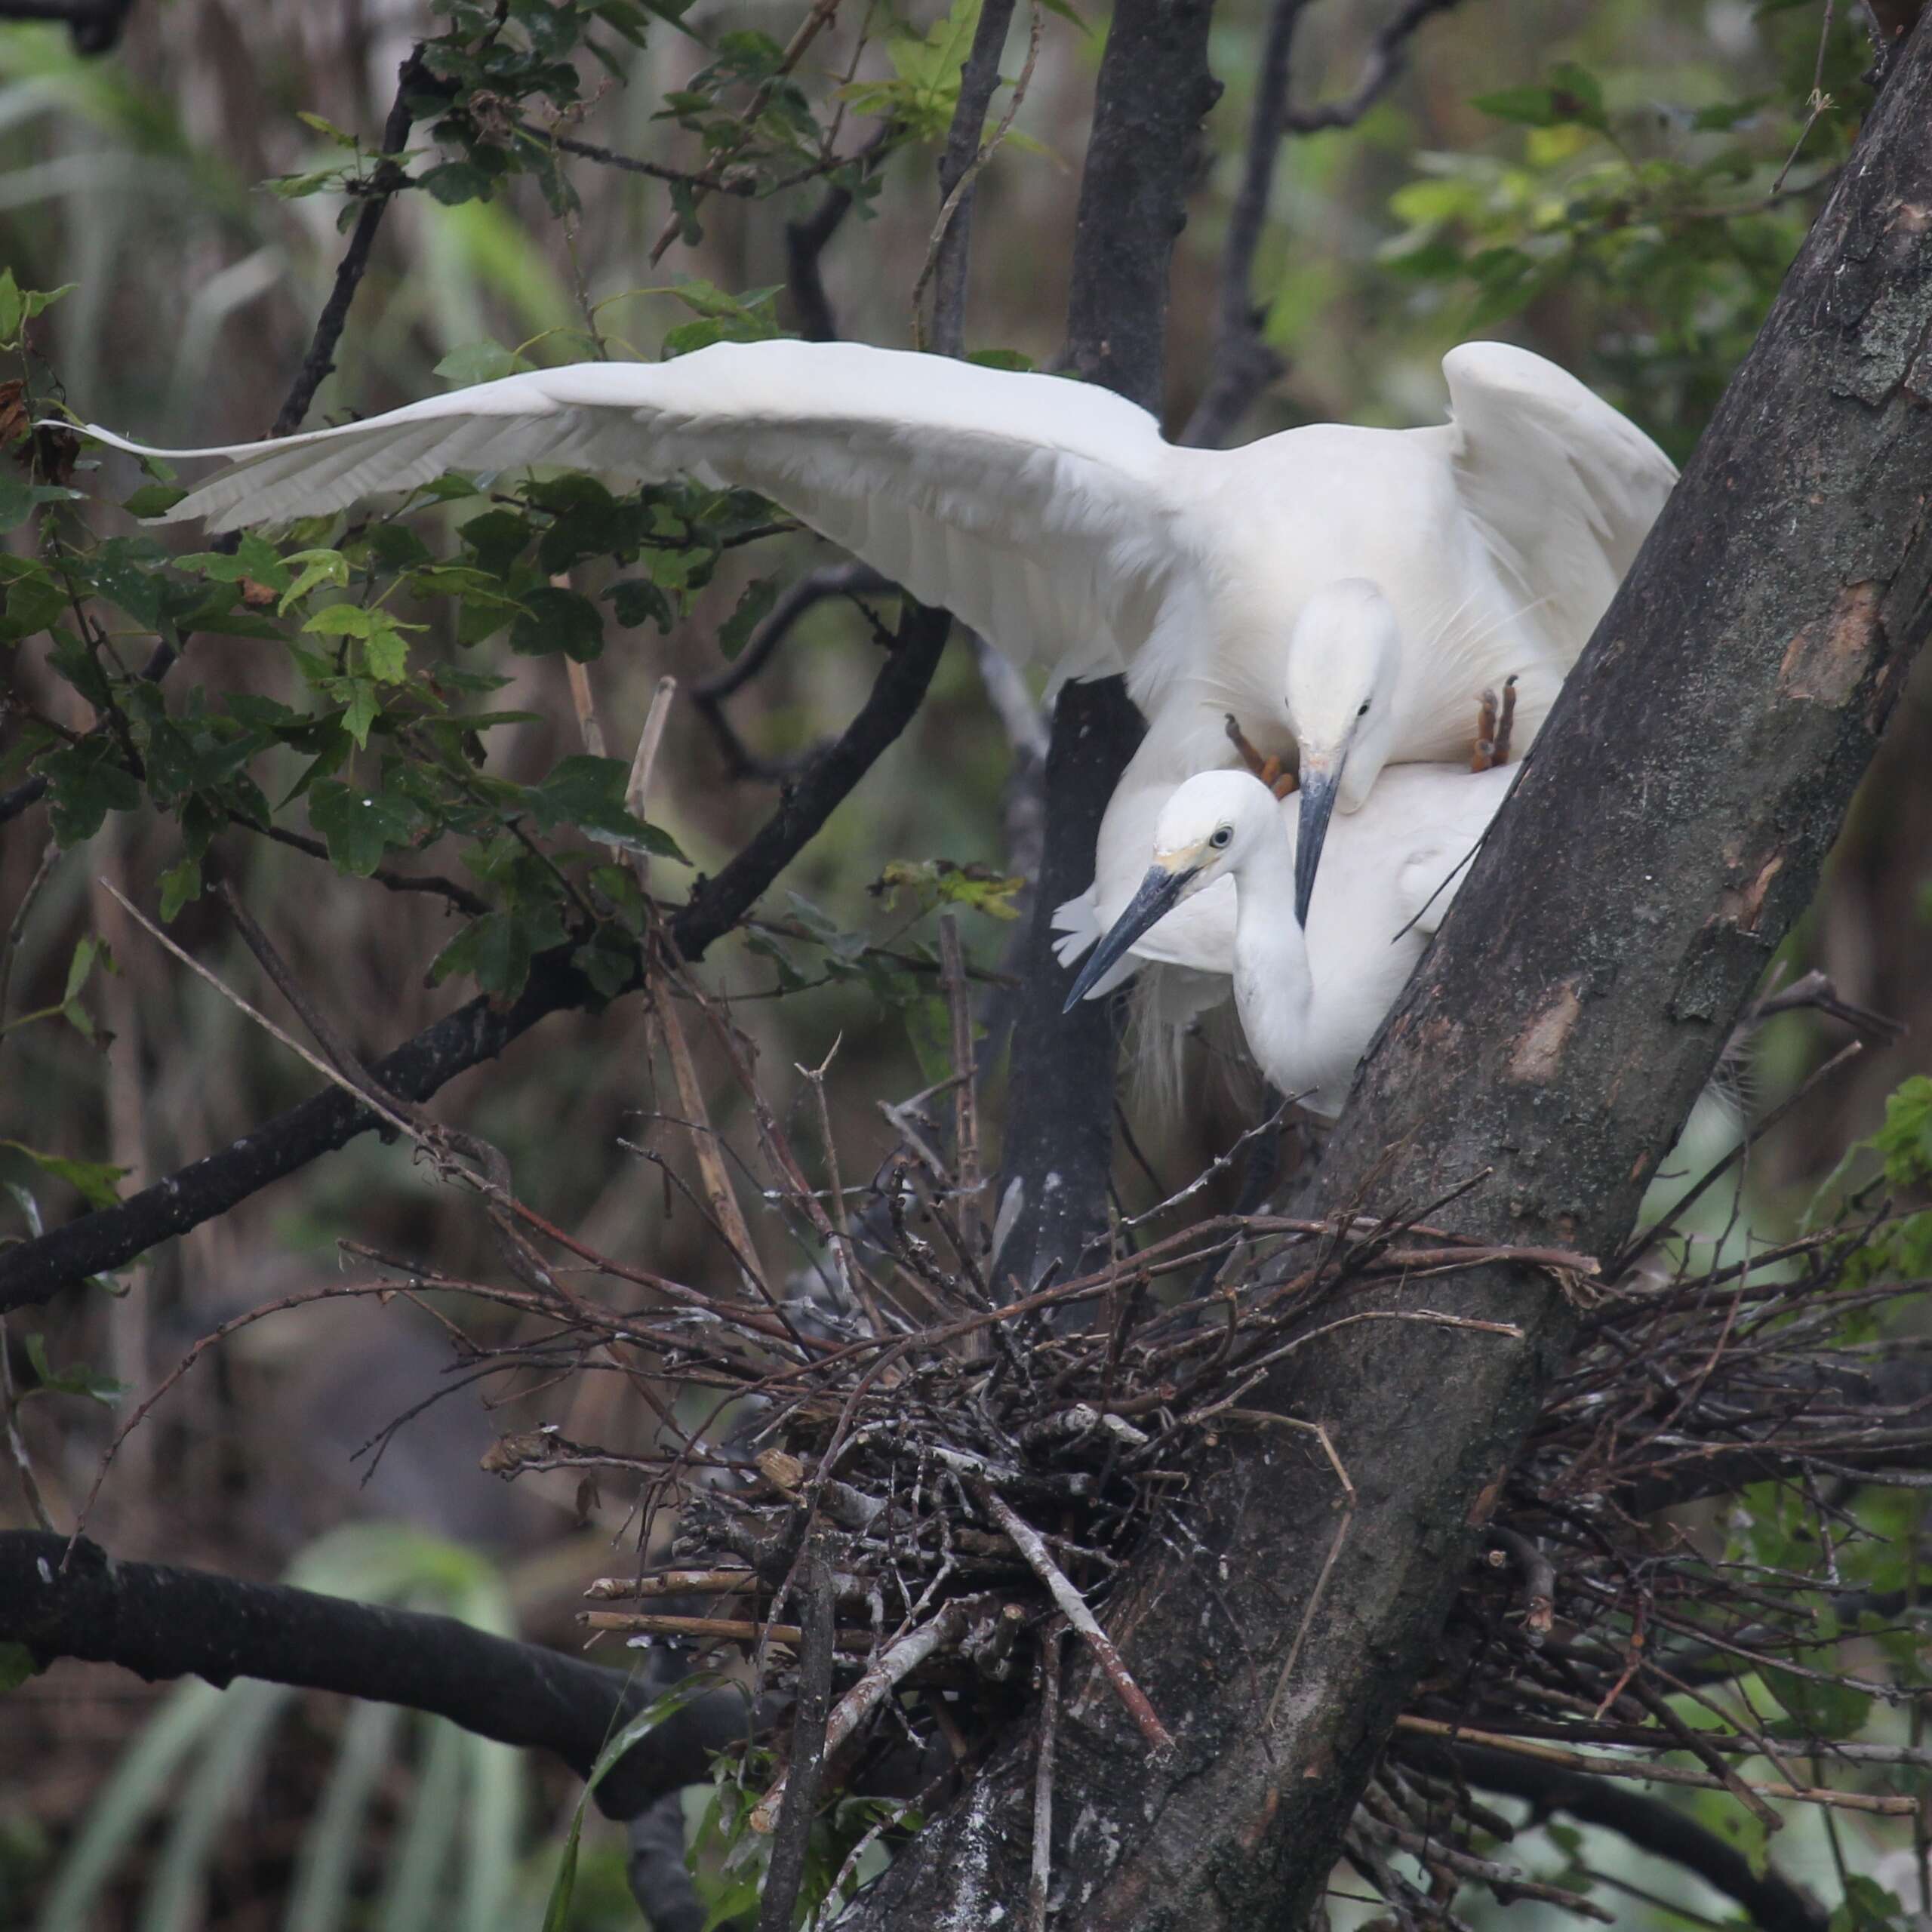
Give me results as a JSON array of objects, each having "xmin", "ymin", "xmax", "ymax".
[
  {"xmin": 428, "ymin": 909, "xmax": 558, "ymax": 1000},
  {"xmin": 420, "ymin": 160, "xmax": 495, "ymax": 205},
  {"xmin": 531, "ymin": 475, "xmax": 639, "ymax": 573},
  {"xmin": 303, "ymin": 603, "xmax": 376, "ymax": 639},
  {"xmin": 363, "ymin": 620, "xmax": 410, "ymax": 684},
  {"xmin": 1764, "ymin": 1651, "xmax": 1873, "ymax": 1740},
  {"xmin": 435, "ymin": 340, "xmax": 534, "ymax": 386},
  {"xmin": 308, "ymin": 781, "xmax": 418, "ymax": 875},
  {"xmin": 0, "ymin": 269, "xmax": 75, "ymax": 344},
  {"xmin": 1546, "ymin": 61, "xmax": 1609, "ymax": 132},
  {"xmin": 3, "ymin": 1182, "xmax": 42, "ymax": 1238},
  {"xmin": 295, "ymin": 109, "xmax": 361, "ymax": 148},
  {"xmin": 857, "ymin": 0, "xmax": 983, "ymax": 134},
  {"xmin": 180, "ymin": 532, "xmax": 292, "ymax": 595},
  {"xmin": 542, "ymin": 1674, "xmax": 738, "ymax": 1932},
  {"xmin": 1829, "ymin": 1875, "xmax": 1905, "ymax": 1932},
  {"xmin": 459, "ymin": 508, "xmax": 534, "ymax": 578},
  {"xmin": 23, "ymin": 1333, "xmax": 128, "ymax": 1405},
  {"xmin": 606, "ymin": 577, "xmax": 675, "ymax": 632},
  {"xmin": 1472, "ymin": 84, "xmax": 1561, "ymax": 128},
  {"xmin": 0, "ymin": 1644, "xmax": 40, "ymax": 1694},
  {"xmin": 87, "ymin": 537, "xmax": 171, "ymax": 625},
  {"xmin": 531, "ymin": 755, "xmax": 686, "ymax": 858},
  {"xmin": 158, "ymin": 857, "xmax": 204, "ymax": 923},
  {"xmin": 659, "ymin": 279, "xmax": 783, "ymax": 355},
  {"xmin": 574, "ymin": 925, "xmax": 641, "ymax": 999},
  {"xmin": 62, "ymin": 934, "xmax": 104, "ymax": 1007},
  {"xmin": 1871, "ymin": 1075, "xmax": 1932, "ymax": 1187},
  {"xmin": 510, "ymin": 584, "xmax": 605, "ymax": 660},
  {"xmin": 2, "ymin": 565, "xmax": 70, "ymax": 643},
  {"xmin": 717, "ymin": 577, "xmax": 777, "ymax": 660},
  {"xmin": 408, "ymin": 562, "xmax": 510, "ymax": 603},
  {"xmin": 41, "ymin": 742, "xmax": 141, "ymax": 846},
  {"xmin": 263, "ymin": 163, "xmax": 358, "ymax": 201},
  {"xmin": 0, "ymin": 475, "xmax": 81, "ymax": 536},
  {"xmin": 699, "ymin": 1873, "xmax": 764, "ymax": 1932},
  {"xmin": 1475, "ymin": 64, "xmax": 1606, "ymax": 134},
  {"xmin": 121, "ymin": 483, "xmax": 187, "ymax": 518},
  {"xmin": 355, "ymin": 521, "xmax": 432, "ymax": 571},
  {"xmin": 278, "ymin": 548, "xmax": 352, "ymax": 613},
  {"xmin": 1, "ymin": 1142, "xmax": 127, "ymax": 1210},
  {"xmin": 343, "ymin": 680, "xmax": 380, "ymax": 749},
  {"xmin": 417, "ymin": 474, "xmax": 484, "ymax": 505}
]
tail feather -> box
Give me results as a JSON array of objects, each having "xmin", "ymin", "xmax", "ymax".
[{"xmin": 1120, "ymin": 964, "xmax": 1234, "ymax": 1128}]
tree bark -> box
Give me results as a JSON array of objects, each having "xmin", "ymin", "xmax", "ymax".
[
  {"xmin": 994, "ymin": 0, "xmax": 1217, "ymax": 1291},
  {"xmin": 838, "ymin": 18, "xmax": 1932, "ymax": 1927},
  {"xmin": 992, "ymin": 675, "xmax": 1146, "ymax": 1293}
]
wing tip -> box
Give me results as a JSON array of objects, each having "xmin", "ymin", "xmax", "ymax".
[
  {"xmin": 64, "ymin": 420, "xmax": 143, "ymax": 455},
  {"xmin": 1442, "ymin": 338, "xmax": 1583, "ymax": 402},
  {"xmin": 1444, "ymin": 340, "xmax": 1676, "ymax": 482}
]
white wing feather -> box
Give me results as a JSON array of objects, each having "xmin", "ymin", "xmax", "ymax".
[
  {"xmin": 77, "ymin": 340, "xmax": 1185, "ymax": 681},
  {"xmin": 1442, "ymin": 340, "xmax": 1677, "ymax": 666}
]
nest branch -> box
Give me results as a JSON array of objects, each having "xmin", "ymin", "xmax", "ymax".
[{"xmin": 62, "ymin": 956, "xmax": 1921, "ymax": 1924}]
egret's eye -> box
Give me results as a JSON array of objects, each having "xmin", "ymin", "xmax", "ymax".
[
  {"xmin": 1210, "ymin": 826, "xmax": 1232, "ymax": 850},
  {"xmin": 1356, "ymin": 701, "xmax": 1371, "ymax": 718}
]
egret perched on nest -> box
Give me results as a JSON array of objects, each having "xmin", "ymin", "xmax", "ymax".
[
  {"xmin": 1062, "ymin": 764, "xmax": 1515, "ymax": 1119},
  {"xmin": 72, "ymin": 336, "xmax": 1672, "ymax": 918}
]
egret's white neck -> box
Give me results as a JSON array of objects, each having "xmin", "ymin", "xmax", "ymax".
[{"xmin": 1227, "ymin": 823, "xmax": 1314, "ymax": 1078}]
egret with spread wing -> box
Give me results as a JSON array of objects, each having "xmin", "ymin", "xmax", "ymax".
[
  {"xmin": 72, "ymin": 337, "xmax": 1670, "ymax": 914},
  {"xmin": 1061, "ymin": 766, "xmax": 1515, "ymax": 1118}
]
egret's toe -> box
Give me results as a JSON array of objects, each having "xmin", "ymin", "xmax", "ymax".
[{"xmin": 1493, "ymin": 674, "xmax": 1519, "ymax": 766}]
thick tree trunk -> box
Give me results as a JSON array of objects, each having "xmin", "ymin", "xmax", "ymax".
[
  {"xmin": 839, "ymin": 18, "xmax": 1932, "ymax": 1928},
  {"xmin": 994, "ymin": 0, "xmax": 1217, "ymax": 1291},
  {"xmin": 993, "ymin": 675, "xmax": 1145, "ymax": 1291}
]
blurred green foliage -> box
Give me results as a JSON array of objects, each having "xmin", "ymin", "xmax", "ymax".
[{"xmin": 1380, "ymin": 19, "xmax": 1868, "ymax": 458}]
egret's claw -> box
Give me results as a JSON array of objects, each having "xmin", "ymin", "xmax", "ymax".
[
  {"xmin": 1472, "ymin": 690, "xmax": 1498, "ymax": 773},
  {"xmin": 1224, "ymin": 712, "xmax": 1269, "ymax": 777},
  {"xmin": 1493, "ymin": 674, "xmax": 1518, "ymax": 766},
  {"xmin": 1224, "ymin": 713, "xmax": 1298, "ymax": 798}
]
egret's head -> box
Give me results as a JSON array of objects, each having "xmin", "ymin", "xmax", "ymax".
[
  {"xmin": 1281, "ymin": 578, "xmax": 1401, "ymax": 926},
  {"xmin": 1062, "ymin": 773, "xmax": 1271, "ymax": 1012}
]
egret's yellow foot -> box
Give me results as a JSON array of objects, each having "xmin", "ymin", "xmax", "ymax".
[
  {"xmin": 1223, "ymin": 714, "xmax": 1298, "ymax": 798},
  {"xmin": 1472, "ymin": 675, "xmax": 1520, "ymax": 772},
  {"xmin": 1472, "ymin": 691, "xmax": 1499, "ymax": 773},
  {"xmin": 1493, "ymin": 674, "xmax": 1518, "ymax": 766}
]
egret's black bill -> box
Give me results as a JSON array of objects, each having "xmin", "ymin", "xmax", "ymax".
[
  {"xmin": 1061, "ymin": 866, "xmax": 1195, "ymax": 1014},
  {"xmin": 1294, "ymin": 768, "xmax": 1343, "ymax": 927}
]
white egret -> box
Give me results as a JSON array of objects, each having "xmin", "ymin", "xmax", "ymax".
[
  {"xmin": 1061, "ymin": 764, "xmax": 1515, "ymax": 1118},
  {"xmin": 72, "ymin": 336, "xmax": 1672, "ymax": 921}
]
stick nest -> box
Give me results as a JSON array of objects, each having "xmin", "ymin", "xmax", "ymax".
[{"xmin": 337, "ymin": 951, "xmax": 1924, "ymax": 1927}]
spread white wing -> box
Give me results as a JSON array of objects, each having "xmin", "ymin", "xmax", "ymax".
[
  {"xmin": 1442, "ymin": 340, "xmax": 1677, "ymax": 666},
  {"xmin": 76, "ymin": 339, "xmax": 1190, "ymax": 681}
]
